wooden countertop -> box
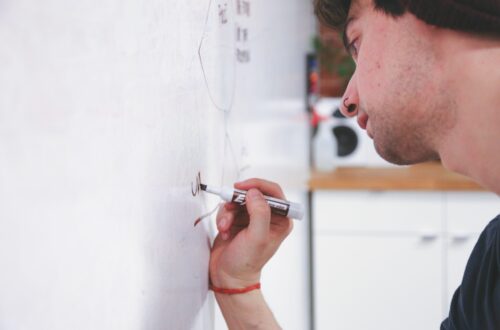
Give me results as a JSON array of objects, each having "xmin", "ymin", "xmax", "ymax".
[{"xmin": 309, "ymin": 162, "xmax": 485, "ymax": 191}]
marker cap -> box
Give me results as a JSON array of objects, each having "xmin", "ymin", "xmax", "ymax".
[{"xmin": 287, "ymin": 202, "xmax": 304, "ymax": 220}]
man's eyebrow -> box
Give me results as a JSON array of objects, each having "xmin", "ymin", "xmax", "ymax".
[{"xmin": 342, "ymin": 17, "xmax": 355, "ymax": 54}]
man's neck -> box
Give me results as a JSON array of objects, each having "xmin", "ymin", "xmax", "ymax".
[{"xmin": 436, "ymin": 32, "xmax": 500, "ymax": 194}]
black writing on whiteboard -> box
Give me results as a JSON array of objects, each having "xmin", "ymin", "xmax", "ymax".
[
  {"xmin": 236, "ymin": 26, "xmax": 248, "ymax": 42},
  {"xmin": 191, "ymin": 172, "xmax": 202, "ymax": 196},
  {"xmin": 236, "ymin": 0, "xmax": 250, "ymax": 16},
  {"xmin": 235, "ymin": 1, "xmax": 251, "ymax": 63},
  {"xmin": 236, "ymin": 49, "xmax": 250, "ymax": 63},
  {"xmin": 218, "ymin": 3, "xmax": 228, "ymax": 24}
]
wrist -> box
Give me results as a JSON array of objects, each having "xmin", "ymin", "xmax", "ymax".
[
  {"xmin": 210, "ymin": 271, "xmax": 261, "ymax": 289},
  {"xmin": 210, "ymin": 282, "xmax": 261, "ymax": 294}
]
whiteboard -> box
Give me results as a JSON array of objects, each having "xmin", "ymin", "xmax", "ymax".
[{"xmin": 0, "ymin": 0, "xmax": 252, "ymax": 329}]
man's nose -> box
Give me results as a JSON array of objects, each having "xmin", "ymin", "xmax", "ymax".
[{"xmin": 340, "ymin": 74, "xmax": 359, "ymax": 118}]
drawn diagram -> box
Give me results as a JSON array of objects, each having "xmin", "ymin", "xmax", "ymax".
[
  {"xmin": 195, "ymin": 0, "xmax": 253, "ymax": 225},
  {"xmin": 198, "ymin": 0, "xmax": 237, "ymax": 113}
]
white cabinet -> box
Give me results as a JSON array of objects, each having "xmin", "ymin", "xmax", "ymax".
[
  {"xmin": 315, "ymin": 235, "xmax": 442, "ymax": 330},
  {"xmin": 313, "ymin": 191, "xmax": 500, "ymax": 330}
]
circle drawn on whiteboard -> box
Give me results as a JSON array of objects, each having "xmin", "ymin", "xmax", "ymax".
[{"xmin": 198, "ymin": 0, "xmax": 236, "ymax": 113}]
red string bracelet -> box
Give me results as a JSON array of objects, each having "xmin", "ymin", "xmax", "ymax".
[{"xmin": 210, "ymin": 283, "xmax": 261, "ymax": 294}]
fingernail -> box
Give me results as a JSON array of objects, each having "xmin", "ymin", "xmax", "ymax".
[{"xmin": 219, "ymin": 217, "xmax": 226, "ymax": 230}]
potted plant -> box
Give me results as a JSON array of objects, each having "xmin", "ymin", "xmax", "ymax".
[{"xmin": 313, "ymin": 24, "xmax": 355, "ymax": 96}]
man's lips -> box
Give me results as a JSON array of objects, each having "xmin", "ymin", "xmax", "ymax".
[{"xmin": 357, "ymin": 113, "xmax": 369, "ymax": 130}]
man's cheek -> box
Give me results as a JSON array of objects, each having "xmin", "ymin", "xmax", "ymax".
[{"xmin": 357, "ymin": 65, "xmax": 384, "ymax": 101}]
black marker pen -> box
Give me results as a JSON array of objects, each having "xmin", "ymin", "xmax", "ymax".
[{"xmin": 200, "ymin": 184, "xmax": 304, "ymax": 220}]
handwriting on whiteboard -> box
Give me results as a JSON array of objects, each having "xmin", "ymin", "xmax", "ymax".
[
  {"xmin": 235, "ymin": 0, "xmax": 251, "ymax": 63},
  {"xmin": 218, "ymin": 3, "xmax": 228, "ymax": 24},
  {"xmin": 191, "ymin": 172, "xmax": 202, "ymax": 197}
]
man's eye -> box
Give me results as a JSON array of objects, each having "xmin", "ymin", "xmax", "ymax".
[{"xmin": 348, "ymin": 39, "xmax": 359, "ymax": 57}]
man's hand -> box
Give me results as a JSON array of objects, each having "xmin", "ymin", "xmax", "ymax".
[{"xmin": 209, "ymin": 178, "xmax": 294, "ymax": 289}]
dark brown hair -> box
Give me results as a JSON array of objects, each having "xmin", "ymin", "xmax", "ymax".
[
  {"xmin": 314, "ymin": 0, "xmax": 409, "ymax": 30},
  {"xmin": 314, "ymin": 0, "xmax": 500, "ymax": 35}
]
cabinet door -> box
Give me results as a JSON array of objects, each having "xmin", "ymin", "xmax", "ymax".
[
  {"xmin": 314, "ymin": 234, "xmax": 442, "ymax": 330},
  {"xmin": 313, "ymin": 191, "xmax": 443, "ymax": 330},
  {"xmin": 313, "ymin": 191, "xmax": 443, "ymax": 234},
  {"xmin": 444, "ymin": 192, "xmax": 500, "ymax": 314}
]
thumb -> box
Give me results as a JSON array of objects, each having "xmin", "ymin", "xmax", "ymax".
[{"xmin": 245, "ymin": 188, "xmax": 271, "ymax": 241}]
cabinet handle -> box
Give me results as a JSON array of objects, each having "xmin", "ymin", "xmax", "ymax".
[
  {"xmin": 450, "ymin": 232, "xmax": 470, "ymax": 242},
  {"xmin": 419, "ymin": 230, "xmax": 439, "ymax": 240}
]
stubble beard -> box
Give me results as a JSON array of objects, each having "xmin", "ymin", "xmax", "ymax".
[
  {"xmin": 372, "ymin": 119, "xmax": 441, "ymax": 165},
  {"xmin": 368, "ymin": 98, "xmax": 450, "ymax": 166},
  {"xmin": 366, "ymin": 45, "xmax": 456, "ymax": 166}
]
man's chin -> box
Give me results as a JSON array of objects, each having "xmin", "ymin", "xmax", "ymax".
[{"xmin": 374, "ymin": 143, "xmax": 440, "ymax": 166}]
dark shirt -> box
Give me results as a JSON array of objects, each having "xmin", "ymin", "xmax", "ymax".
[{"xmin": 441, "ymin": 215, "xmax": 500, "ymax": 330}]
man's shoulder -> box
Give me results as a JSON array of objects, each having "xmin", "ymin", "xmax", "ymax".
[
  {"xmin": 479, "ymin": 214, "xmax": 500, "ymax": 247},
  {"xmin": 467, "ymin": 214, "xmax": 499, "ymax": 266},
  {"xmin": 485, "ymin": 214, "xmax": 500, "ymax": 228},
  {"xmin": 441, "ymin": 214, "xmax": 500, "ymax": 330}
]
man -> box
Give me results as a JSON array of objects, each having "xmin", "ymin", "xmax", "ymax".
[{"xmin": 210, "ymin": 0, "xmax": 500, "ymax": 328}]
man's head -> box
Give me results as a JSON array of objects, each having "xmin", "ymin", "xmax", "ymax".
[
  {"xmin": 314, "ymin": 0, "xmax": 500, "ymax": 165},
  {"xmin": 316, "ymin": 0, "xmax": 500, "ymax": 34}
]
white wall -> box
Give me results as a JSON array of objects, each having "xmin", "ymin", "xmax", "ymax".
[
  {"xmin": 0, "ymin": 0, "xmax": 315, "ymax": 329},
  {"xmin": 0, "ymin": 0, "xmax": 236, "ymax": 329}
]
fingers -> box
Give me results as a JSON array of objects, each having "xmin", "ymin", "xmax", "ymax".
[
  {"xmin": 271, "ymin": 216, "xmax": 294, "ymax": 241},
  {"xmin": 217, "ymin": 204, "xmax": 237, "ymax": 232},
  {"xmin": 235, "ymin": 178, "xmax": 286, "ymax": 200},
  {"xmin": 217, "ymin": 215, "xmax": 233, "ymax": 241},
  {"xmin": 245, "ymin": 188, "xmax": 271, "ymax": 241},
  {"xmin": 224, "ymin": 202, "xmax": 239, "ymax": 211},
  {"xmin": 217, "ymin": 202, "xmax": 247, "ymax": 241},
  {"xmin": 216, "ymin": 179, "xmax": 287, "ymax": 242}
]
